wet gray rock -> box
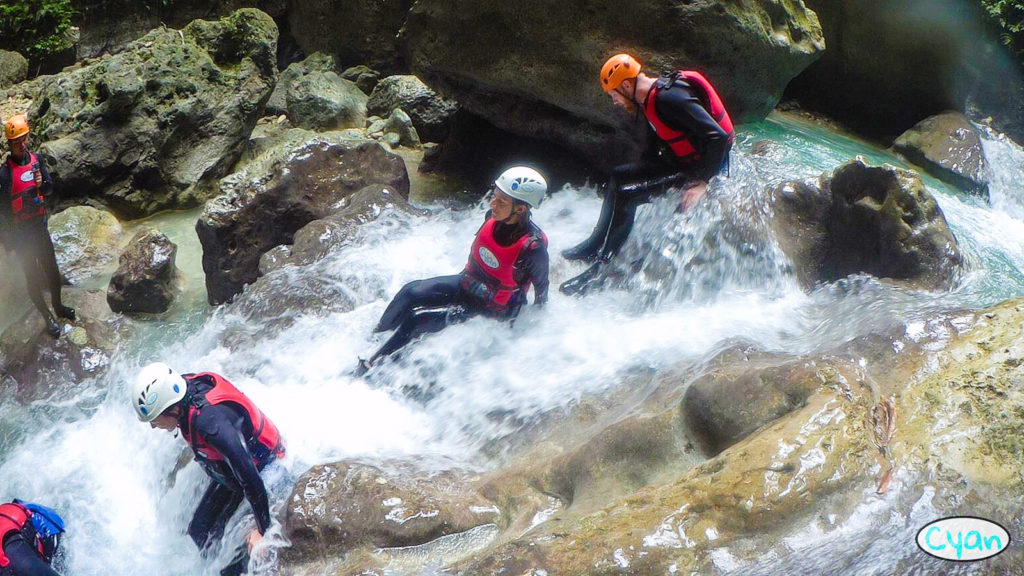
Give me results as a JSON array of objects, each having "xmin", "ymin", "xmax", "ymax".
[
  {"xmin": 0, "ymin": 289, "xmax": 126, "ymax": 403},
  {"xmin": 265, "ymin": 52, "xmax": 337, "ymax": 116},
  {"xmin": 30, "ymin": 9, "xmax": 278, "ymax": 217},
  {"xmin": 48, "ymin": 206, "xmax": 124, "ymax": 283},
  {"xmin": 405, "ymin": 0, "xmax": 823, "ymax": 164},
  {"xmin": 682, "ymin": 346, "xmax": 860, "ymax": 454},
  {"xmin": 197, "ymin": 137, "xmax": 409, "ymax": 305},
  {"xmin": 107, "ymin": 229, "xmax": 180, "ymax": 314},
  {"xmin": 259, "ymin": 183, "xmax": 419, "ymax": 274},
  {"xmin": 0, "ymin": 50, "xmax": 28, "ymax": 88},
  {"xmin": 341, "ymin": 65, "xmax": 381, "ymax": 95},
  {"xmin": 286, "ymin": 70, "xmax": 367, "ymax": 131},
  {"xmin": 367, "ymin": 75, "xmax": 459, "ymax": 143},
  {"xmin": 771, "ymin": 158, "xmax": 964, "ymax": 291},
  {"xmin": 892, "ymin": 111, "xmax": 990, "ymax": 199},
  {"xmin": 282, "ymin": 459, "xmax": 499, "ymax": 564}
]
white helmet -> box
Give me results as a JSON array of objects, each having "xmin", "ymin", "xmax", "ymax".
[
  {"xmin": 133, "ymin": 362, "xmax": 186, "ymax": 422},
  {"xmin": 494, "ymin": 166, "xmax": 547, "ymax": 208}
]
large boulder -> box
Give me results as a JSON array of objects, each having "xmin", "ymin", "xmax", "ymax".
[
  {"xmin": 786, "ymin": 0, "xmax": 1024, "ymax": 142},
  {"xmin": 106, "ymin": 229, "xmax": 180, "ymax": 315},
  {"xmin": 682, "ymin": 347, "xmax": 861, "ymax": 455},
  {"xmin": 0, "ymin": 50, "xmax": 28, "ymax": 89},
  {"xmin": 265, "ymin": 52, "xmax": 336, "ymax": 116},
  {"xmin": 72, "ymin": 0, "xmax": 287, "ymax": 61},
  {"xmin": 892, "ymin": 111, "xmax": 990, "ymax": 199},
  {"xmin": 282, "ymin": 460, "xmax": 500, "ymax": 565},
  {"xmin": 286, "ymin": 0, "xmax": 414, "ymax": 73},
  {"xmin": 286, "ymin": 70, "xmax": 367, "ymax": 131},
  {"xmin": 48, "ymin": 206, "xmax": 124, "ymax": 283},
  {"xmin": 771, "ymin": 158, "xmax": 964, "ymax": 291},
  {"xmin": 404, "ymin": 0, "xmax": 824, "ymax": 165},
  {"xmin": 30, "ymin": 8, "xmax": 278, "ymax": 217},
  {"xmin": 197, "ymin": 136, "xmax": 409, "ymax": 304},
  {"xmin": 367, "ymin": 75, "xmax": 459, "ymax": 143}
]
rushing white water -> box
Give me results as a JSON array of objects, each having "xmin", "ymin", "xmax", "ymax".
[{"xmin": 2, "ymin": 113, "xmax": 1024, "ymax": 575}]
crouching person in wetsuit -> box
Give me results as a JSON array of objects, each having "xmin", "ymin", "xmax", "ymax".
[
  {"xmin": 0, "ymin": 499, "xmax": 65, "ymax": 576},
  {"xmin": 358, "ymin": 166, "xmax": 550, "ymax": 374},
  {"xmin": 132, "ymin": 363, "xmax": 285, "ymax": 576},
  {"xmin": 0, "ymin": 114, "xmax": 74, "ymax": 337},
  {"xmin": 560, "ymin": 54, "xmax": 734, "ymax": 296}
]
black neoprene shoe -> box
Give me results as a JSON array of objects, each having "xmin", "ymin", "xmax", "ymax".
[
  {"xmin": 56, "ymin": 305, "xmax": 75, "ymax": 320},
  {"xmin": 45, "ymin": 316, "xmax": 60, "ymax": 338}
]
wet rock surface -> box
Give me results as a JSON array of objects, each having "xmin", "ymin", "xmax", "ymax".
[
  {"xmin": 771, "ymin": 158, "xmax": 964, "ymax": 291},
  {"xmin": 282, "ymin": 459, "xmax": 499, "ymax": 565},
  {"xmin": 892, "ymin": 110, "xmax": 990, "ymax": 199},
  {"xmin": 107, "ymin": 229, "xmax": 180, "ymax": 315},
  {"xmin": 0, "ymin": 289, "xmax": 127, "ymax": 402},
  {"xmin": 197, "ymin": 136, "xmax": 409, "ymax": 304},
  {"xmin": 48, "ymin": 205, "xmax": 124, "ymax": 283}
]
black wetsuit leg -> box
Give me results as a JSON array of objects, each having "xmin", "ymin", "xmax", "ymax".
[
  {"xmin": 187, "ymin": 481, "xmax": 245, "ymax": 552},
  {"xmin": 12, "ymin": 219, "xmax": 62, "ymax": 319},
  {"xmin": 600, "ymin": 162, "xmax": 691, "ymax": 259},
  {"xmin": 2, "ymin": 533, "xmax": 62, "ymax": 576},
  {"xmin": 369, "ymin": 305, "xmax": 475, "ymax": 364},
  {"xmin": 374, "ymin": 275, "xmax": 464, "ymax": 332}
]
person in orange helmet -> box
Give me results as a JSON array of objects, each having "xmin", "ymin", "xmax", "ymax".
[
  {"xmin": 0, "ymin": 114, "xmax": 74, "ymax": 337},
  {"xmin": 560, "ymin": 53, "xmax": 734, "ymax": 296}
]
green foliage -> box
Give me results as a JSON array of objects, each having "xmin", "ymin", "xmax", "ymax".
[
  {"xmin": 0, "ymin": 0, "xmax": 76, "ymax": 59},
  {"xmin": 980, "ymin": 0, "xmax": 1024, "ymax": 59}
]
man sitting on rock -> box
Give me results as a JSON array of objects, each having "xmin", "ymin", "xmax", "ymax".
[
  {"xmin": 358, "ymin": 166, "xmax": 550, "ymax": 374},
  {"xmin": 560, "ymin": 54, "xmax": 734, "ymax": 296},
  {"xmin": 0, "ymin": 114, "xmax": 74, "ymax": 337},
  {"xmin": 132, "ymin": 362, "xmax": 285, "ymax": 576}
]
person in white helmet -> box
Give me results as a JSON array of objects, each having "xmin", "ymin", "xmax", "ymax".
[
  {"xmin": 132, "ymin": 363, "xmax": 285, "ymax": 576},
  {"xmin": 357, "ymin": 166, "xmax": 550, "ymax": 374}
]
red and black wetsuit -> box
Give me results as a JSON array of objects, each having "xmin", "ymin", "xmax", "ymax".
[
  {"xmin": 564, "ymin": 70, "xmax": 734, "ymax": 269},
  {"xmin": 368, "ymin": 211, "xmax": 549, "ymax": 364},
  {"xmin": 175, "ymin": 373, "xmax": 283, "ymax": 556},
  {"xmin": 0, "ymin": 151, "xmax": 66, "ymax": 322},
  {"xmin": 0, "ymin": 502, "xmax": 61, "ymax": 576}
]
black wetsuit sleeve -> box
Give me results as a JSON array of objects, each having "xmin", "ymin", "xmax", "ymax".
[
  {"xmin": 2, "ymin": 533, "xmax": 62, "ymax": 576},
  {"xmin": 522, "ymin": 238, "xmax": 549, "ymax": 305},
  {"xmin": 654, "ymin": 81, "xmax": 731, "ymax": 181},
  {"xmin": 35, "ymin": 156, "xmax": 53, "ymax": 198},
  {"xmin": 191, "ymin": 404, "xmax": 272, "ymax": 534}
]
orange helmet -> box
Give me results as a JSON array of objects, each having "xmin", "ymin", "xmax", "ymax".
[
  {"xmin": 4, "ymin": 114, "xmax": 29, "ymax": 140},
  {"xmin": 600, "ymin": 54, "xmax": 642, "ymax": 92}
]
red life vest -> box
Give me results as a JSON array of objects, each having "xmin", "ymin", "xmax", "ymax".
[
  {"xmin": 184, "ymin": 373, "xmax": 284, "ymax": 468},
  {"xmin": 7, "ymin": 152, "xmax": 45, "ymax": 221},
  {"xmin": 0, "ymin": 502, "xmax": 42, "ymax": 568},
  {"xmin": 462, "ymin": 218, "xmax": 540, "ymax": 312},
  {"xmin": 643, "ymin": 70, "xmax": 735, "ymax": 161}
]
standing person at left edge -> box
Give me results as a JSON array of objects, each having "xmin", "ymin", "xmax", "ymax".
[
  {"xmin": 132, "ymin": 363, "xmax": 286, "ymax": 576},
  {"xmin": 0, "ymin": 114, "xmax": 74, "ymax": 337}
]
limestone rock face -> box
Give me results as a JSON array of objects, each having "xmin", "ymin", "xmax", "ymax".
[
  {"xmin": 47, "ymin": 206, "xmax": 124, "ymax": 283},
  {"xmin": 892, "ymin": 110, "xmax": 990, "ymax": 199},
  {"xmin": 31, "ymin": 9, "xmax": 279, "ymax": 217},
  {"xmin": 196, "ymin": 136, "xmax": 409, "ymax": 305},
  {"xmin": 107, "ymin": 229, "xmax": 180, "ymax": 315},
  {"xmin": 282, "ymin": 460, "xmax": 499, "ymax": 564},
  {"xmin": 405, "ymin": 0, "xmax": 824, "ymax": 164},
  {"xmin": 367, "ymin": 75, "xmax": 458, "ymax": 143},
  {"xmin": 771, "ymin": 158, "xmax": 964, "ymax": 290}
]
